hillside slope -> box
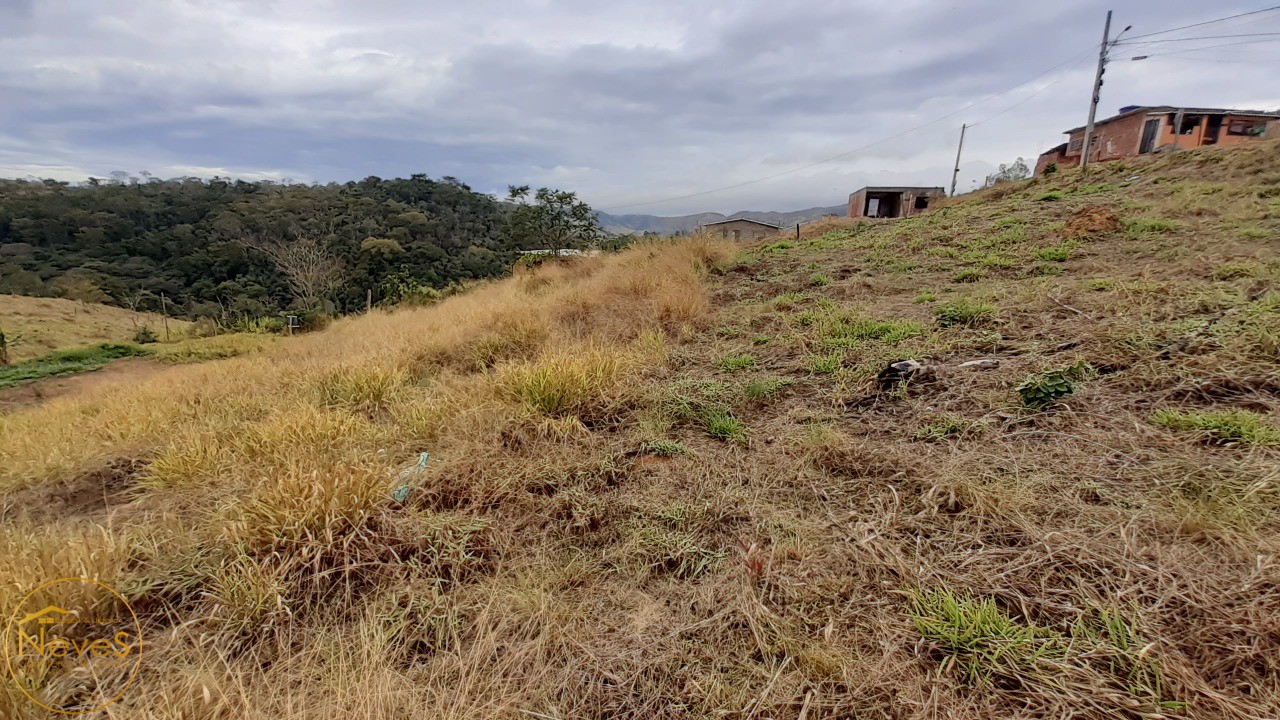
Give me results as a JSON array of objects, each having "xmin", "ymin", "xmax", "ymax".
[
  {"xmin": 1, "ymin": 142, "xmax": 1278, "ymax": 719},
  {"xmin": 1, "ymin": 294, "xmax": 190, "ymax": 362}
]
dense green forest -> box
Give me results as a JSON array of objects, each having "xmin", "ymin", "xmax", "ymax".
[{"xmin": 0, "ymin": 174, "xmax": 597, "ymax": 321}]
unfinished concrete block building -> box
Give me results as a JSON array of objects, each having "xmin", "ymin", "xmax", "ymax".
[{"xmin": 847, "ymin": 186, "xmax": 945, "ymax": 219}]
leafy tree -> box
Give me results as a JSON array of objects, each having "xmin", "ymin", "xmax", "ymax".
[
  {"xmin": 504, "ymin": 186, "xmax": 603, "ymax": 255},
  {"xmin": 983, "ymin": 157, "xmax": 1032, "ymax": 188}
]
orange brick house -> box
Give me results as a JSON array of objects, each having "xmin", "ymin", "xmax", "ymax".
[{"xmin": 1035, "ymin": 106, "xmax": 1280, "ymax": 174}]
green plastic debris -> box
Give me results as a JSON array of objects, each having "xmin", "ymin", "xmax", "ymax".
[{"xmin": 392, "ymin": 451, "xmax": 429, "ymax": 503}]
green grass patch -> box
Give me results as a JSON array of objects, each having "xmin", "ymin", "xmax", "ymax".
[
  {"xmin": 808, "ymin": 352, "xmax": 841, "ymax": 374},
  {"xmin": 952, "ymin": 269, "xmax": 982, "ymax": 283},
  {"xmin": 1151, "ymin": 408, "xmax": 1280, "ymax": 446},
  {"xmin": 1035, "ymin": 246, "xmax": 1072, "ymax": 262},
  {"xmin": 808, "ymin": 273, "xmax": 832, "ymax": 287},
  {"xmin": 742, "ymin": 377, "xmax": 793, "ymax": 402},
  {"xmin": 760, "ymin": 241, "xmax": 795, "ymax": 253},
  {"xmin": 914, "ymin": 414, "xmax": 976, "ymax": 441},
  {"xmin": 702, "ymin": 408, "xmax": 746, "ymax": 442},
  {"xmin": 909, "ymin": 589, "xmax": 1062, "ymax": 686},
  {"xmin": 914, "ymin": 290, "xmax": 938, "ymax": 303},
  {"xmin": 823, "ymin": 316, "xmax": 924, "ymax": 347},
  {"xmin": 1037, "ymin": 191, "xmax": 1064, "ymax": 201},
  {"xmin": 0, "ymin": 343, "xmax": 149, "ymax": 390},
  {"xmin": 934, "ymin": 298, "xmax": 996, "ymax": 327},
  {"xmin": 1124, "ymin": 217, "xmax": 1179, "ymax": 237},
  {"xmin": 1030, "ymin": 263, "xmax": 1064, "ymax": 277},
  {"xmin": 716, "ymin": 353, "xmax": 756, "ymax": 372}
]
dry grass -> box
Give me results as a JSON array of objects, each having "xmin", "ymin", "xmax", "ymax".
[
  {"xmin": 3, "ymin": 143, "xmax": 1280, "ymax": 719},
  {"xmin": 0, "ymin": 294, "xmax": 191, "ymax": 362}
]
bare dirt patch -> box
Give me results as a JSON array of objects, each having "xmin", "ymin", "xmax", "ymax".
[{"xmin": 1, "ymin": 457, "xmax": 146, "ymax": 523}]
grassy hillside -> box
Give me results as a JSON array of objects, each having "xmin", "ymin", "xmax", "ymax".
[
  {"xmin": 1, "ymin": 141, "xmax": 1278, "ymax": 719},
  {"xmin": 1, "ymin": 294, "xmax": 190, "ymax": 362}
]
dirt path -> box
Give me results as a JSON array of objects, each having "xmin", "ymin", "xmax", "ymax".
[{"xmin": 0, "ymin": 357, "xmax": 172, "ymax": 413}]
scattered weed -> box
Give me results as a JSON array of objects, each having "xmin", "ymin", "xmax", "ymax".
[
  {"xmin": 702, "ymin": 408, "xmax": 747, "ymax": 442},
  {"xmin": 742, "ymin": 377, "xmax": 793, "ymax": 402},
  {"xmin": 934, "ymin": 299, "xmax": 996, "ymax": 327},
  {"xmin": 1151, "ymin": 408, "xmax": 1280, "ymax": 446},
  {"xmin": 952, "ymin": 269, "xmax": 982, "ymax": 283},
  {"xmin": 716, "ymin": 353, "xmax": 756, "ymax": 372},
  {"xmin": 809, "ymin": 273, "xmax": 833, "ymax": 287},
  {"xmin": 644, "ymin": 439, "xmax": 689, "ymax": 456},
  {"xmin": 1037, "ymin": 191, "xmax": 1064, "ymax": 201},
  {"xmin": 808, "ymin": 352, "xmax": 842, "ymax": 374}
]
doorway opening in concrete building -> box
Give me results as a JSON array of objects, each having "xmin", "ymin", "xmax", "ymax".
[{"xmin": 864, "ymin": 191, "xmax": 901, "ymax": 218}]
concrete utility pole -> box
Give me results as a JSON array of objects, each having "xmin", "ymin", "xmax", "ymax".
[
  {"xmin": 950, "ymin": 123, "xmax": 967, "ymax": 197},
  {"xmin": 1080, "ymin": 10, "xmax": 1113, "ymax": 170}
]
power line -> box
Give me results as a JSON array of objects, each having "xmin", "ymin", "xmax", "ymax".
[
  {"xmin": 1130, "ymin": 37, "xmax": 1280, "ymax": 58},
  {"xmin": 1123, "ymin": 6, "xmax": 1280, "ymax": 41},
  {"xmin": 1116, "ymin": 32, "xmax": 1280, "ymax": 46},
  {"xmin": 599, "ymin": 46, "xmax": 1095, "ymax": 211}
]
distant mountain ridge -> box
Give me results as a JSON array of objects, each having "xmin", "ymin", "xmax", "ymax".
[{"xmin": 597, "ymin": 204, "xmax": 846, "ymax": 235}]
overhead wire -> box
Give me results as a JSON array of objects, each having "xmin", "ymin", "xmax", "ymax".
[{"xmin": 1121, "ymin": 6, "xmax": 1280, "ymax": 41}]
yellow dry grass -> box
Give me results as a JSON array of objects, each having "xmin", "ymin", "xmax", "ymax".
[{"xmin": 0, "ymin": 294, "xmax": 192, "ymax": 361}]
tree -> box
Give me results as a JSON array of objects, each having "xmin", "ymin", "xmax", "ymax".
[
  {"xmin": 504, "ymin": 186, "xmax": 603, "ymax": 256},
  {"xmin": 55, "ymin": 272, "xmax": 110, "ymax": 311},
  {"xmin": 983, "ymin": 157, "xmax": 1032, "ymax": 188},
  {"xmin": 244, "ymin": 234, "xmax": 345, "ymax": 310}
]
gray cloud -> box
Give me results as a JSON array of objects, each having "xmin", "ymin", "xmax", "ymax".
[{"xmin": 2, "ymin": 0, "xmax": 1277, "ymax": 214}]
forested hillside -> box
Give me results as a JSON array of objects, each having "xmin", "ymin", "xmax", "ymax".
[{"xmin": 0, "ymin": 175, "xmax": 522, "ymax": 319}]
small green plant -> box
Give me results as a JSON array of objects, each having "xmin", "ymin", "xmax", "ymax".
[
  {"xmin": 769, "ymin": 292, "xmax": 807, "ymax": 310},
  {"xmin": 1037, "ymin": 191, "xmax": 1064, "ymax": 201},
  {"xmin": 1015, "ymin": 360, "xmax": 1095, "ymax": 409},
  {"xmin": 1030, "ymin": 263, "xmax": 1064, "ymax": 277},
  {"xmin": 1237, "ymin": 226, "xmax": 1269, "ymax": 240},
  {"xmin": 702, "ymin": 408, "xmax": 746, "ymax": 442},
  {"xmin": 1255, "ymin": 184, "xmax": 1280, "ymax": 199},
  {"xmin": 1211, "ymin": 262, "xmax": 1262, "ymax": 280},
  {"xmin": 909, "ymin": 589, "xmax": 1061, "ymax": 686},
  {"xmin": 644, "ymin": 439, "xmax": 690, "ymax": 456},
  {"xmin": 132, "ymin": 325, "xmax": 159, "ymax": 344},
  {"xmin": 1124, "ymin": 217, "xmax": 1179, "ymax": 237},
  {"xmin": 761, "ymin": 241, "xmax": 795, "ymax": 253},
  {"xmin": 933, "ymin": 299, "xmax": 996, "ymax": 328},
  {"xmin": 743, "ymin": 377, "xmax": 792, "ymax": 402},
  {"xmin": 952, "ymin": 269, "xmax": 981, "ymax": 283},
  {"xmin": 1151, "ymin": 408, "xmax": 1280, "ymax": 446},
  {"xmin": 914, "ymin": 415, "xmax": 974, "ymax": 441},
  {"xmin": 716, "ymin": 353, "xmax": 756, "ymax": 372},
  {"xmin": 1035, "ymin": 246, "xmax": 1071, "ymax": 262},
  {"xmin": 808, "ymin": 273, "xmax": 832, "ymax": 287},
  {"xmin": 751, "ymin": 334, "xmax": 771, "ymax": 345},
  {"xmin": 823, "ymin": 317, "xmax": 924, "ymax": 346},
  {"xmin": 1042, "ymin": 162, "xmax": 1058, "ymax": 176},
  {"xmin": 976, "ymin": 255, "xmax": 1013, "ymax": 269},
  {"xmin": 808, "ymin": 352, "xmax": 841, "ymax": 374},
  {"xmin": 914, "ymin": 290, "xmax": 938, "ymax": 303},
  {"xmin": 994, "ymin": 217, "xmax": 1026, "ymax": 228}
]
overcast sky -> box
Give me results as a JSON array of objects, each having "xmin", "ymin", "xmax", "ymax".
[{"xmin": 2, "ymin": 1, "xmax": 1278, "ymax": 215}]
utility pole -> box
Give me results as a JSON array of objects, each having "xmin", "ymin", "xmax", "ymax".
[
  {"xmin": 1080, "ymin": 10, "xmax": 1113, "ymax": 170},
  {"xmin": 949, "ymin": 123, "xmax": 967, "ymax": 197}
]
